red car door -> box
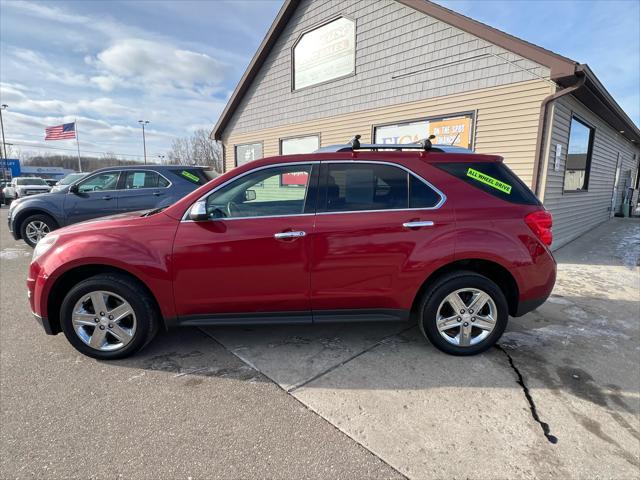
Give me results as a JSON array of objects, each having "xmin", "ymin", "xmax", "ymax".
[
  {"xmin": 310, "ymin": 161, "xmax": 455, "ymax": 319},
  {"xmin": 172, "ymin": 163, "xmax": 318, "ymax": 322}
]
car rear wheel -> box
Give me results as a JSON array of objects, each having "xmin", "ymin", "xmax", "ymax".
[
  {"xmin": 419, "ymin": 271, "xmax": 508, "ymax": 355},
  {"xmin": 60, "ymin": 273, "xmax": 159, "ymax": 359},
  {"xmin": 20, "ymin": 214, "xmax": 57, "ymax": 247}
]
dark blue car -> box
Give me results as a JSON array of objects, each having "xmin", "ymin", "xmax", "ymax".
[{"xmin": 8, "ymin": 165, "xmax": 215, "ymax": 247}]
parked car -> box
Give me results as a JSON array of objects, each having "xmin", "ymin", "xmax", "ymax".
[
  {"xmin": 27, "ymin": 142, "xmax": 556, "ymax": 360},
  {"xmin": 3, "ymin": 177, "xmax": 51, "ymax": 204},
  {"xmin": 50, "ymin": 172, "xmax": 89, "ymax": 193},
  {"xmin": 0, "ymin": 180, "xmax": 7, "ymax": 205},
  {"xmin": 44, "ymin": 179, "xmax": 58, "ymax": 187},
  {"xmin": 8, "ymin": 165, "xmax": 215, "ymax": 247}
]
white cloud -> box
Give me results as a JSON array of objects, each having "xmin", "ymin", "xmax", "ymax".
[
  {"xmin": 91, "ymin": 39, "xmax": 227, "ymax": 93},
  {"xmin": 0, "ymin": 83, "xmax": 134, "ymax": 118}
]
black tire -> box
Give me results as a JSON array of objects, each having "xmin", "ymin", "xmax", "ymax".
[
  {"xmin": 60, "ymin": 273, "xmax": 160, "ymax": 360},
  {"xmin": 19, "ymin": 213, "xmax": 58, "ymax": 248},
  {"xmin": 419, "ymin": 271, "xmax": 508, "ymax": 356}
]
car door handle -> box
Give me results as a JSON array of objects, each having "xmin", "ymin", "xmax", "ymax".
[
  {"xmin": 274, "ymin": 231, "xmax": 306, "ymax": 240},
  {"xmin": 102, "ymin": 195, "xmax": 113, "ymax": 201},
  {"xmin": 153, "ymin": 191, "xmax": 163, "ymax": 196},
  {"xmin": 402, "ymin": 221, "xmax": 434, "ymax": 228}
]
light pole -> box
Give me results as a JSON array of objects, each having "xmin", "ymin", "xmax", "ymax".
[
  {"xmin": 138, "ymin": 120, "xmax": 149, "ymax": 164},
  {"xmin": 0, "ymin": 105, "xmax": 8, "ymax": 183}
]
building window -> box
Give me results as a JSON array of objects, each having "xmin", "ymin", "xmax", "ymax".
[
  {"xmin": 235, "ymin": 142, "xmax": 263, "ymax": 167},
  {"xmin": 293, "ymin": 17, "xmax": 355, "ymax": 90},
  {"xmin": 280, "ymin": 135, "xmax": 320, "ymax": 155},
  {"xmin": 563, "ymin": 116, "xmax": 594, "ymax": 192},
  {"xmin": 373, "ymin": 113, "xmax": 474, "ymax": 149}
]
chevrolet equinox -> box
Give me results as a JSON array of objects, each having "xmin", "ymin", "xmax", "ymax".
[{"xmin": 28, "ymin": 140, "xmax": 556, "ymax": 359}]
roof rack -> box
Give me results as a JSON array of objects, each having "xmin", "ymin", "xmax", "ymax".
[{"xmin": 314, "ymin": 135, "xmax": 474, "ymax": 154}]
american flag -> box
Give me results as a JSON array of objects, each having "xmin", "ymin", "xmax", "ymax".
[{"xmin": 45, "ymin": 122, "xmax": 76, "ymax": 140}]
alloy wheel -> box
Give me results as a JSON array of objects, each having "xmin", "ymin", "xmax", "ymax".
[
  {"xmin": 25, "ymin": 221, "xmax": 50, "ymax": 244},
  {"xmin": 436, "ymin": 288, "xmax": 497, "ymax": 347},
  {"xmin": 71, "ymin": 291, "xmax": 137, "ymax": 352}
]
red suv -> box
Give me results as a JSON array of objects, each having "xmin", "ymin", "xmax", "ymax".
[{"xmin": 28, "ymin": 140, "xmax": 555, "ymax": 359}]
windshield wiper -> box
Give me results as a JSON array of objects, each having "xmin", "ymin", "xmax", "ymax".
[{"xmin": 142, "ymin": 206, "xmax": 167, "ymax": 217}]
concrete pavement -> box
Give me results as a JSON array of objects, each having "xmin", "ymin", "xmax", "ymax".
[
  {"xmin": 203, "ymin": 218, "xmax": 640, "ymax": 479},
  {"xmin": 1, "ymin": 206, "xmax": 639, "ymax": 479},
  {"xmin": 0, "ymin": 206, "xmax": 401, "ymax": 479}
]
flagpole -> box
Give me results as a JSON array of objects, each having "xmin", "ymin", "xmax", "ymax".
[{"xmin": 75, "ymin": 118, "xmax": 82, "ymax": 172}]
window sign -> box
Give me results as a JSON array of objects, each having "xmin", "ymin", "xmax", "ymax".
[
  {"xmin": 235, "ymin": 143, "xmax": 263, "ymax": 167},
  {"xmin": 132, "ymin": 172, "xmax": 146, "ymax": 188},
  {"xmin": 374, "ymin": 114, "xmax": 474, "ymax": 149},
  {"xmin": 281, "ymin": 171, "xmax": 309, "ymax": 187},
  {"xmin": 293, "ymin": 17, "xmax": 355, "ymax": 90}
]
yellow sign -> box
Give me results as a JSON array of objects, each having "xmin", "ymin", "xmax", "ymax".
[{"xmin": 427, "ymin": 117, "xmax": 472, "ymax": 148}]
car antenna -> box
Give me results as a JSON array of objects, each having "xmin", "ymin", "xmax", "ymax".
[{"xmin": 450, "ymin": 132, "xmax": 460, "ymax": 146}]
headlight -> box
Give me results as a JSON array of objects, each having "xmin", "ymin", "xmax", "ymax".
[{"xmin": 32, "ymin": 234, "xmax": 58, "ymax": 261}]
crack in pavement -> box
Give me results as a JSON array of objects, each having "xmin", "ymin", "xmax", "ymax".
[{"xmin": 496, "ymin": 344, "xmax": 558, "ymax": 444}]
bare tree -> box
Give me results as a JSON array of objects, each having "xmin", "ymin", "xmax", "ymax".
[
  {"xmin": 167, "ymin": 137, "xmax": 192, "ymax": 166},
  {"xmin": 166, "ymin": 129, "xmax": 223, "ymax": 173}
]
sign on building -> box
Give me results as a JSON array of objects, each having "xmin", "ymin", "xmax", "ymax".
[
  {"xmin": 374, "ymin": 113, "xmax": 474, "ymax": 149},
  {"xmin": 293, "ymin": 17, "xmax": 355, "ymax": 90}
]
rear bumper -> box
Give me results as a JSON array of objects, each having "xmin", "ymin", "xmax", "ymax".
[{"xmin": 32, "ymin": 312, "xmax": 56, "ymax": 335}]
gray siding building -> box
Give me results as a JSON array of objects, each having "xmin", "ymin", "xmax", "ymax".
[{"xmin": 212, "ymin": 0, "xmax": 640, "ymax": 249}]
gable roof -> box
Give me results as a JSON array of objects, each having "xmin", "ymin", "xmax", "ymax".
[{"xmin": 211, "ymin": 0, "xmax": 639, "ymax": 144}]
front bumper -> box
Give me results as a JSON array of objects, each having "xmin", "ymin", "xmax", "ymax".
[{"xmin": 32, "ymin": 312, "xmax": 56, "ymax": 335}]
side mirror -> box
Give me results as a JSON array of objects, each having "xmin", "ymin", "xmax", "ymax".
[
  {"xmin": 69, "ymin": 184, "xmax": 79, "ymax": 194},
  {"xmin": 188, "ymin": 200, "xmax": 210, "ymax": 221},
  {"xmin": 245, "ymin": 189, "xmax": 256, "ymax": 202}
]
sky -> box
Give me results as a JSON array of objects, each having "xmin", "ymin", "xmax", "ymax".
[{"xmin": 0, "ymin": 0, "xmax": 638, "ymax": 164}]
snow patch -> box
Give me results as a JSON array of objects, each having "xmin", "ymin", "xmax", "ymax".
[{"xmin": 0, "ymin": 248, "xmax": 31, "ymax": 260}]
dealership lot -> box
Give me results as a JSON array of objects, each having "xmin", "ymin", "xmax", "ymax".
[{"xmin": 1, "ymin": 209, "xmax": 639, "ymax": 478}]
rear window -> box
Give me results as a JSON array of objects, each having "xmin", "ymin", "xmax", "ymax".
[
  {"xmin": 171, "ymin": 169, "xmax": 212, "ymax": 185},
  {"xmin": 434, "ymin": 162, "xmax": 540, "ymax": 205}
]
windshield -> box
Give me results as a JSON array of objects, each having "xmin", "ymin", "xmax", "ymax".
[
  {"xmin": 16, "ymin": 178, "xmax": 47, "ymax": 186},
  {"xmin": 58, "ymin": 173, "xmax": 86, "ymax": 185}
]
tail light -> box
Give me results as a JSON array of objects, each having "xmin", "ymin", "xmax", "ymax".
[{"xmin": 525, "ymin": 210, "xmax": 553, "ymax": 246}]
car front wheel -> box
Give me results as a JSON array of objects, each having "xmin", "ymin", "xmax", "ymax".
[
  {"xmin": 20, "ymin": 214, "xmax": 57, "ymax": 247},
  {"xmin": 419, "ymin": 271, "xmax": 508, "ymax": 355},
  {"xmin": 60, "ymin": 273, "xmax": 159, "ymax": 359}
]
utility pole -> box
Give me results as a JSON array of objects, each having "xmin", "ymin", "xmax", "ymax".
[
  {"xmin": 0, "ymin": 105, "xmax": 8, "ymax": 183},
  {"xmin": 138, "ymin": 120, "xmax": 149, "ymax": 165}
]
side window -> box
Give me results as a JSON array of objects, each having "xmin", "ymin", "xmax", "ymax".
[
  {"xmin": 77, "ymin": 172, "xmax": 120, "ymax": 193},
  {"xmin": 158, "ymin": 175, "xmax": 170, "ymax": 188},
  {"xmin": 122, "ymin": 171, "xmax": 169, "ymax": 189},
  {"xmin": 564, "ymin": 116, "xmax": 594, "ymax": 192},
  {"xmin": 321, "ymin": 163, "xmax": 409, "ymax": 212},
  {"xmin": 409, "ymin": 175, "xmax": 441, "ymax": 208},
  {"xmin": 205, "ymin": 164, "xmax": 314, "ymax": 219}
]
